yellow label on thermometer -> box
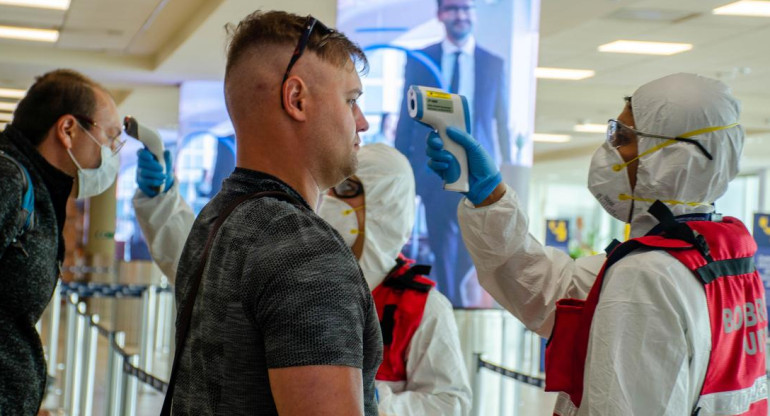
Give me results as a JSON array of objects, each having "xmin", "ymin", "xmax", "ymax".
[{"xmin": 426, "ymin": 90, "xmax": 452, "ymax": 100}]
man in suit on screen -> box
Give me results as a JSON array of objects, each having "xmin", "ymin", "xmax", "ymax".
[{"xmin": 395, "ymin": 0, "xmax": 511, "ymax": 306}]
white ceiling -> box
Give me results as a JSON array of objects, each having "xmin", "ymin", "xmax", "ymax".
[
  {"xmin": 534, "ymin": 0, "xmax": 770, "ymax": 183},
  {"xmin": 0, "ymin": 0, "xmax": 769, "ymax": 183}
]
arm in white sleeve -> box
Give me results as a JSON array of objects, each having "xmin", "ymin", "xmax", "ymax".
[
  {"xmin": 377, "ymin": 290, "xmax": 472, "ymax": 416},
  {"xmin": 457, "ymin": 185, "xmax": 604, "ymax": 337},
  {"xmin": 132, "ymin": 183, "xmax": 195, "ymax": 283},
  {"xmin": 579, "ymin": 251, "xmax": 708, "ymax": 415}
]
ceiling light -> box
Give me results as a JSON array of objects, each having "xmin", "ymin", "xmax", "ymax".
[
  {"xmin": 0, "ymin": 102, "xmax": 16, "ymax": 112},
  {"xmin": 0, "ymin": 112, "xmax": 13, "ymax": 122},
  {"xmin": 533, "ymin": 133, "xmax": 572, "ymax": 143},
  {"xmin": 0, "ymin": 25, "xmax": 59, "ymax": 42},
  {"xmin": 598, "ymin": 40, "xmax": 692, "ymax": 55},
  {"xmin": 0, "ymin": 0, "xmax": 70, "ymax": 10},
  {"xmin": 574, "ymin": 123, "xmax": 607, "ymax": 133},
  {"xmin": 535, "ymin": 67, "xmax": 595, "ymax": 80},
  {"xmin": 0, "ymin": 88, "xmax": 25, "ymax": 99},
  {"xmin": 713, "ymin": 1, "xmax": 770, "ymax": 16}
]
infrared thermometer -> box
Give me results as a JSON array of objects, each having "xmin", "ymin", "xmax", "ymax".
[
  {"xmin": 407, "ymin": 85, "xmax": 470, "ymax": 193},
  {"xmin": 123, "ymin": 116, "xmax": 165, "ymax": 193}
]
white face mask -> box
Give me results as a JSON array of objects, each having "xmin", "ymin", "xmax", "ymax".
[
  {"xmin": 318, "ymin": 196, "xmax": 363, "ymax": 248},
  {"xmin": 67, "ymin": 130, "xmax": 119, "ymax": 199},
  {"xmin": 587, "ymin": 141, "xmax": 634, "ymax": 223}
]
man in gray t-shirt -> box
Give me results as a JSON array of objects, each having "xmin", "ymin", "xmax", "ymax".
[{"xmin": 168, "ymin": 10, "xmax": 381, "ymax": 415}]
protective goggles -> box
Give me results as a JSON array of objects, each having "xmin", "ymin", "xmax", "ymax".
[
  {"xmin": 607, "ymin": 119, "xmax": 739, "ymax": 172},
  {"xmin": 607, "ymin": 119, "xmax": 713, "ymax": 160},
  {"xmin": 332, "ymin": 178, "xmax": 364, "ymax": 199}
]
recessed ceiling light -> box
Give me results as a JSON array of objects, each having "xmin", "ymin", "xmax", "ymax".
[
  {"xmin": 533, "ymin": 133, "xmax": 572, "ymax": 143},
  {"xmin": 0, "ymin": 88, "xmax": 25, "ymax": 99},
  {"xmin": 0, "ymin": 102, "xmax": 16, "ymax": 112},
  {"xmin": 0, "ymin": 25, "xmax": 59, "ymax": 42},
  {"xmin": 598, "ymin": 40, "xmax": 693, "ymax": 55},
  {"xmin": 0, "ymin": 0, "xmax": 70, "ymax": 10},
  {"xmin": 535, "ymin": 67, "xmax": 596, "ymax": 80},
  {"xmin": 0, "ymin": 112, "xmax": 13, "ymax": 122},
  {"xmin": 714, "ymin": 1, "xmax": 770, "ymax": 16},
  {"xmin": 574, "ymin": 123, "xmax": 607, "ymax": 133}
]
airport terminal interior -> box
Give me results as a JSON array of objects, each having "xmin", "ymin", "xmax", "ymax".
[{"xmin": 2, "ymin": 0, "xmax": 770, "ymax": 415}]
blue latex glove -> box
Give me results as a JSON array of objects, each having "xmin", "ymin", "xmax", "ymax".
[
  {"xmin": 136, "ymin": 148, "xmax": 174, "ymax": 197},
  {"xmin": 426, "ymin": 126, "xmax": 502, "ymax": 205}
]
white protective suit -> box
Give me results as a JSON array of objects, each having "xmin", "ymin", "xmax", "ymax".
[
  {"xmin": 134, "ymin": 143, "xmax": 472, "ymax": 415},
  {"xmin": 133, "ymin": 183, "xmax": 194, "ymax": 282},
  {"xmin": 331, "ymin": 143, "xmax": 472, "ymax": 416},
  {"xmin": 458, "ymin": 73, "xmax": 746, "ymax": 415}
]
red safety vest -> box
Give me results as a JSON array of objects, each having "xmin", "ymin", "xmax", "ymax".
[
  {"xmin": 372, "ymin": 254, "xmax": 435, "ymax": 382},
  {"xmin": 545, "ymin": 210, "xmax": 767, "ymax": 416}
]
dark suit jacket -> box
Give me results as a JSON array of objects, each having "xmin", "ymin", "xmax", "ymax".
[{"xmin": 394, "ymin": 41, "xmax": 511, "ymax": 194}]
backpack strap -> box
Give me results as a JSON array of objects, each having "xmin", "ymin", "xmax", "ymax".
[
  {"xmin": 648, "ymin": 200, "xmax": 713, "ymax": 263},
  {"xmin": 161, "ymin": 190, "xmax": 304, "ymax": 415},
  {"xmin": 0, "ymin": 150, "xmax": 35, "ymax": 238},
  {"xmin": 382, "ymin": 257, "xmax": 433, "ymax": 293}
]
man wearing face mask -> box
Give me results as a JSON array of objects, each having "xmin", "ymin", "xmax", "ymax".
[
  {"xmin": 318, "ymin": 144, "xmax": 471, "ymax": 416},
  {"xmin": 0, "ymin": 69, "xmax": 122, "ymax": 415},
  {"xmin": 425, "ymin": 73, "xmax": 767, "ymax": 415}
]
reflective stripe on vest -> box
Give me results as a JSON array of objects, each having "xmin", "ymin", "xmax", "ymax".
[
  {"xmin": 695, "ymin": 376, "xmax": 768, "ymax": 416},
  {"xmin": 372, "ymin": 254, "xmax": 435, "ymax": 382}
]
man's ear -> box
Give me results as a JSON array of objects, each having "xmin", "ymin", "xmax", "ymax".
[
  {"xmin": 283, "ymin": 75, "xmax": 308, "ymax": 122},
  {"xmin": 53, "ymin": 114, "xmax": 77, "ymax": 149}
]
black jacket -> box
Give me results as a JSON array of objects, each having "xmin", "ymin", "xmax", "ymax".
[{"xmin": 0, "ymin": 125, "xmax": 72, "ymax": 415}]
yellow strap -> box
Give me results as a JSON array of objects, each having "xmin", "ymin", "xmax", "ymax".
[
  {"xmin": 612, "ymin": 123, "xmax": 740, "ymax": 172},
  {"xmin": 613, "ymin": 139, "xmax": 676, "ymax": 172},
  {"xmin": 618, "ymin": 193, "xmax": 711, "ymax": 208},
  {"xmin": 623, "ymin": 223, "xmax": 631, "ymax": 241},
  {"xmin": 679, "ymin": 122, "xmax": 739, "ymax": 138},
  {"xmin": 342, "ymin": 204, "xmax": 366, "ymax": 216}
]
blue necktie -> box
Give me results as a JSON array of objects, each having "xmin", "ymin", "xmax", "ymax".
[{"xmin": 449, "ymin": 52, "xmax": 461, "ymax": 94}]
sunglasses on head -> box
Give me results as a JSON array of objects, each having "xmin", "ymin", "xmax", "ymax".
[
  {"xmin": 280, "ymin": 15, "xmax": 336, "ymax": 109},
  {"xmin": 332, "ymin": 178, "xmax": 364, "ymax": 199}
]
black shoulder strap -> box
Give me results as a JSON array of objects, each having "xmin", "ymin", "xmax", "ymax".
[
  {"xmin": 648, "ymin": 200, "xmax": 713, "ymax": 263},
  {"xmin": 161, "ymin": 190, "xmax": 303, "ymax": 415},
  {"xmin": 382, "ymin": 259, "xmax": 433, "ymax": 293}
]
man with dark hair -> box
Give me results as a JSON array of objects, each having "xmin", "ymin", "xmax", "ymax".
[
  {"xmin": 0, "ymin": 69, "xmax": 122, "ymax": 414},
  {"xmin": 394, "ymin": 0, "xmax": 511, "ymax": 306},
  {"xmin": 166, "ymin": 10, "xmax": 381, "ymax": 415}
]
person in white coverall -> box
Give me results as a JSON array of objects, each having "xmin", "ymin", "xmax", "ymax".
[
  {"xmin": 133, "ymin": 143, "xmax": 471, "ymax": 415},
  {"xmin": 425, "ymin": 73, "xmax": 766, "ymax": 415}
]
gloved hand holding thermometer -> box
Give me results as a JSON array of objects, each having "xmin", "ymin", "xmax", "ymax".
[
  {"xmin": 124, "ymin": 116, "xmax": 174, "ymax": 197},
  {"xmin": 426, "ymin": 128, "xmax": 502, "ymax": 205},
  {"xmin": 408, "ymin": 86, "xmax": 471, "ymax": 193}
]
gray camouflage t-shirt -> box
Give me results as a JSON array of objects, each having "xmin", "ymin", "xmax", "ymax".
[{"xmin": 172, "ymin": 168, "xmax": 382, "ymax": 415}]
